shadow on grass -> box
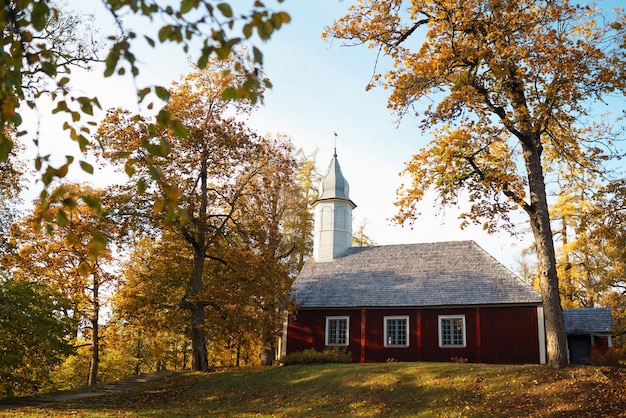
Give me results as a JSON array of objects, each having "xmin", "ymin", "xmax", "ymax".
[{"xmin": 8, "ymin": 363, "xmax": 626, "ymax": 417}]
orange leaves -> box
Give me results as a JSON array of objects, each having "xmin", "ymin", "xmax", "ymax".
[
  {"xmin": 333, "ymin": 0, "xmax": 626, "ymax": 233},
  {"xmin": 395, "ymin": 121, "xmax": 524, "ymax": 231}
]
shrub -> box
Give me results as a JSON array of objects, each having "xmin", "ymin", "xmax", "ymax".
[
  {"xmin": 280, "ymin": 347, "xmax": 352, "ymax": 365},
  {"xmin": 587, "ymin": 347, "xmax": 626, "ymax": 367}
]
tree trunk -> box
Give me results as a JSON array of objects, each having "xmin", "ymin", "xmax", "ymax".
[
  {"xmin": 134, "ymin": 330, "xmax": 142, "ymax": 375},
  {"xmin": 583, "ymin": 249, "xmax": 595, "ymax": 308},
  {"xmin": 88, "ymin": 280, "xmax": 100, "ymax": 386},
  {"xmin": 523, "ymin": 142, "xmax": 568, "ymax": 368},
  {"xmin": 191, "ymin": 247, "xmax": 209, "ymax": 371},
  {"xmin": 260, "ymin": 328, "xmax": 276, "ymax": 366}
]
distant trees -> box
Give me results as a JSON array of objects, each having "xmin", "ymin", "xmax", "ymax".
[
  {"xmin": 556, "ymin": 180, "xmax": 626, "ymax": 340},
  {"xmin": 353, "ymin": 219, "xmax": 376, "ymax": 247},
  {"xmin": 9, "ymin": 184, "xmax": 119, "ymax": 386},
  {"xmin": 327, "ymin": 0, "xmax": 626, "ymax": 367},
  {"xmin": 111, "ymin": 232, "xmax": 192, "ymax": 372},
  {"xmin": 0, "ymin": 134, "xmax": 27, "ymax": 257}
]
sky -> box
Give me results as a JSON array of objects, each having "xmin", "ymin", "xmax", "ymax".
[{"xmin": 26, "ymin": 0, "xmax": 622, "ymax": 270}]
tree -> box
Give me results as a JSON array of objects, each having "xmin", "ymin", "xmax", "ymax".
[
  {"xmin": 353, "ymin": 218, "xmax": 376, "ymax": 247},
  {"xmin": 109, "ymin": 139, "xmax": 314, "ymax": 369},
  {"xmin": 585, "ymin": 180, "xmax": 626, "ymax": 342},
  {"xmin": 0, "ymin": 0, "xmax": 290, "ymax": 193},
  {"xmin": 232, "ymin": 136, "xmax": 313, "ymax": 365},
  {"xmin": 0, "ymin": 134, "xmax": 27, "ymax": 257},
  {"xmin": 551, "ymin": 175, "xmax": 601, "ymax": 309},
  {"xmin": 111, "ymin": 232, "xmax": 192, "ymax": 373},
  {"xmin": 0, "ymin": 274, "xmax": 76, "ymax": 398},
  {"xmin": 96, "ymin": 55, "xmax": 279, "ymax": 371},
  {"xmin": 327, "ymin": 0, "xmax": 626, "ymax": 367},
  {"xmin": 10, "ymin": 183, "xmax": 120, "ymax": 385}
]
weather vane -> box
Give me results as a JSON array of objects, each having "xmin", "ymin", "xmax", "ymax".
[{"xmin": 333, "ymin": 131, "xmax": 338, "ymax": 155}]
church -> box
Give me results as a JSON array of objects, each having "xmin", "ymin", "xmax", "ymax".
[{"xmin": 281, "ymin": 151, "xmax": 612, "ymax": 364}]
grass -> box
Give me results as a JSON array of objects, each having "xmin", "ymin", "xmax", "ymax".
[{"xmin": 2, "ymin": 362, "xmax": 626, "ymax": 417}]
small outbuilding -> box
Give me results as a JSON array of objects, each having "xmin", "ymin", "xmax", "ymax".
[{"xmin": 563, "ymin": 308, "xmax": 613, "ymax": 365}]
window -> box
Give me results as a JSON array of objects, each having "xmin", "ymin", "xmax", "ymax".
[
  {"xmin": 439, "ymin": 315, "xmax": 466, "ymax": 348},
  {"xmin": 326, "ymin": 316, "xmax": 349, "ymax": 346},
  {"xmin": 384, "ymin": 316, "xmax": 409, "ymax": 347}
]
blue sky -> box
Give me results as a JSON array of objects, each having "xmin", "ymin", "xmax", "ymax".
[{"xmin": 30, "ymin": 0, "xmax": 624, "ymax": 270}]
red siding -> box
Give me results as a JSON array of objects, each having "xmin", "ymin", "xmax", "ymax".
[
  {"xmin": 286, "ymin": 309, "xmax": 363, "ymax": 362},
  {"xmin": 593, "ymin": 336, "xmax": 611, "ymax": 352},
  {"xmin": 420, "ymin": 308, "xmax": 478, "ymax": 362},
  {"xmin": 364, "ymin": 309, "xmax": 418, "ymax": 362},
  {"xmin": 287, "ymin": 306, "xmax": 542, "ymax": 365},
  {"xmin": 479, "ymin": 306, "xmax": 540, "ymax": 364}
]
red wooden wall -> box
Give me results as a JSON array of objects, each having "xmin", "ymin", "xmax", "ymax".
[{"xmin": 286, "ymin": 306, "xmax": 542, "ymax": 364}]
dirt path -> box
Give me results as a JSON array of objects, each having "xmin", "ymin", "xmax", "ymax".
[{"xmin": 0, "ymin": 370, "xmax": 185, "ymax": 409}]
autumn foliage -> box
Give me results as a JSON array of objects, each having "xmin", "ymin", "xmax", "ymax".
[{"xmin": 327, "ymin": 0, "xmax": 626, "ymax": 367}]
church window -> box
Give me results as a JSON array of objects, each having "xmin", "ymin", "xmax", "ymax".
[
  {"xmin": 384, "ymin": 316, "xmax": 409, "ymax": 347},
  {"xmin": 439, "ymin": 315, "xmax": 466, "ymax": 347},
  {"xmin": 326, "ymin": 316, "xmax": 349, "ymax": 346}
]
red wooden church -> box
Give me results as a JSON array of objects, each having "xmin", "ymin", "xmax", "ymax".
[{"xmin": 282, "ymin": 151, "xmax": 606, "ymax": 365}]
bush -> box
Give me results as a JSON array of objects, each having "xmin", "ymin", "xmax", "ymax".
[
  {"xmin": 587, "ymin": 347, "xmax": 626, "ymax": 367},
  {"xmin": 48, "ymin": 345, "xmax": 139, "ymax": 392},
  {"xmin": 280, "ymin": 347, "xmax": 352, "ymax": 365}
]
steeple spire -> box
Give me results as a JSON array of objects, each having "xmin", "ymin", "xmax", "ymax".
[{"xmin": 312, "ymin": 149, "xmax": 356, "ymax": 262}]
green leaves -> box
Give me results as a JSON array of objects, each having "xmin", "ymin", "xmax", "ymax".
[
  {"xmin": 180, "ymin": 0, "xmax": 199, "ymax": 14},
  {"xmin": 80, "ymin": 160, "xmax": 94, "ymax": 175},
  {"xmin": 30, "ymin": 1, "xmax": 50, "ymax": 31},
  {"xmin": 155, "ymin": 86, "xmax": 171, "ymax": 102},
  {"xmin": 217, "ymin": 3, "xmax": 233, "ymax": 18},
  {"xmin": 0, "ymin": 276, "xmax": 76, "ymax": 398},
  {"xmin": 0, "ymin": 135, "xmax": 14, "ymax": 163}
]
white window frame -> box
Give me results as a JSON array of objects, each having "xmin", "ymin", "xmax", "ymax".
[
  {"xmin": 325, "ymin": 316, "xmax": 349, "ymax": 346},
  {"xmin": 384, "ymin": 315, "xmax": 410, "ymax": 348},
  {"xmin": 438, "ymin": 315, "xmax": 466, "ymax": 348}
]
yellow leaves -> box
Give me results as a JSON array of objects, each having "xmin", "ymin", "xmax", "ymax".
[{"xmin": 395, "ymin": 120, "xmax": 524, "ymax": 229}]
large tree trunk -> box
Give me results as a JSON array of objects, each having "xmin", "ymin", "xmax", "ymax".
[
  {"xmin": 190, "ymin": 247, "xmax": 209, "ymax": 371},
  {"xmin": 523, "ymin": 142, "xmax": 568, "ymax": 368},
  {"xmin": 190, "ymin": 152, "xmax": 210, "ymax": 372}
]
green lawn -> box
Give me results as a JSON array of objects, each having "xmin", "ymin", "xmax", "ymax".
[{"xmin": 3, "ymin": 362, "xmax": 626, "ymax": 417}]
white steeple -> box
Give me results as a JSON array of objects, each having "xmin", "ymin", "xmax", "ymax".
[{"xmin": 312, "ymin": 150, "xmax": 356, "ymax": 262}]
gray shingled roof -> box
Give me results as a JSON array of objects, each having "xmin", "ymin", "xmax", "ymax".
[
  {"xmin": 563, "ymin": 308, "xmax": 613, "ymax": 335},
  {"xmin": 292, "ymin": 241, "xmax": 542, "ymax": 308}
]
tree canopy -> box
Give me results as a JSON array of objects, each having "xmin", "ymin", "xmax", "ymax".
[
  {"xmin": 0, "ymin": 0, "xmax": 290, "ymax": 197},
  {"xmin": 94, "ymin": 53, "xmax": 312, "ymax": 371},
  {"xmin": 327, "ymin": 0, "xmax": 626, "ymax": 367},
  {"xmin": 0, "ymin": 274, "xmax": 76, "ymax": 398}
]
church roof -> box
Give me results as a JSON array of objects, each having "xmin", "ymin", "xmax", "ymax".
[
  {"xmin": 563, "ymin": 308, "xmax": 613, "ymax": 335},
  {"xmin": 292, "ymin": 240, "xmax": 542, "ymax": 308},
  {"xmin": 316, "ymin": 151, "xmax": 354, "ymax": 205}
]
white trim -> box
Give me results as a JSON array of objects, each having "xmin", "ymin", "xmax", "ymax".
[
  {"xmin": 325, "ymin": 316, "xmax": 350, "ymax": 346},
  {"xmin": 280, "ymin": 313, "xmax": 289, "ymax": 358},
  {"xmin": 608, "ymin": 335, "xmax": 613, "ymax": 348},
  {"xmin": 384, "ymin": 315, "xmax": 410, "ymax": 348},
  {"xmin": 537, "ymin": 306, "xmax": 546, "ymax": 364},
  {"xmin": 438, "ymin": 315, "xmax": 466, "ymax": 348}
]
